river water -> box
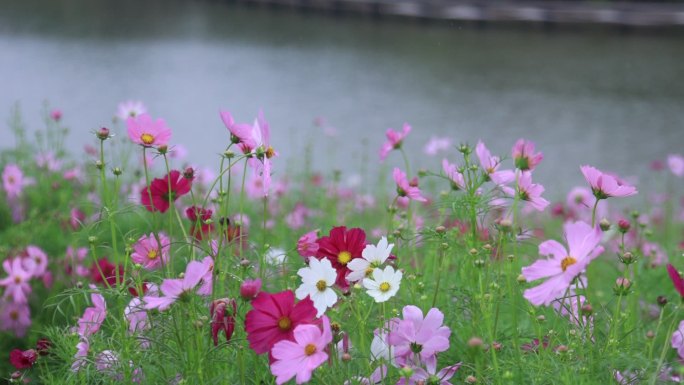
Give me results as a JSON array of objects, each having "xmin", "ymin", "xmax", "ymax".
[{"xmin": 1, "ymin": 0, "xmax": 683, "ymax": 197}]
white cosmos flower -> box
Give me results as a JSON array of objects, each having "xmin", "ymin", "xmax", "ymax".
[
  {"xmin": 295, "ymin": 258, "xmax": 338, "ymax": 317},
  {"xmin": 347, "ymin": 237, "xmax": 394, "ymax": 283},
  {"xmin": 264, "ymin": 248, "xmax": 287, "ymax": 265},
  {"xmin": 363, "ymin": 265, "xmax": 402, "ymax": 303}
]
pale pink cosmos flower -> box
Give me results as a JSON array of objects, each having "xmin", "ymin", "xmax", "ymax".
[
  {"xmin": 580, "ymin": 165, "xmax": 637, "ymax": 199},
  {"xmin": 0, "ymin": 300, "xmax": 31, "ymax": 337},
  {"xmin": 0, "ymin": 258, "xmax": 32, "ymax": 303},
  {"xmin": 475, "ymin": 141, "xmax": 514, "ymax": 186},
  {"xmin": 126, "ymin": 113, "xmax": 172, "ymax": 148},
  {"xmin": 344, "ymin": 365, "xmax": 388, "ymax": 385},
  {"xmin": 116, "ymin": 100, "xmax": 147, "ymax": 121},
  {"xmin": 297, "ymin": 230, "xmax": 320, "ymax": 260},
  {"xmin": 672, "ymin": 320, "xmax": 684, "ymax": 359},
  {"xmin": 2, "ymin": 164, "xmax": 32, "ymax": 199},
  {"xmin": 77, "ymin": 292, "xmax": 107, "ymax": 338},
  {"xmin": 65, "ymin": 246, "xmax": 90, "ymax": 277},
  {"xmin": 512, "ymin": 139, "xmax": 543, "ymax": 171},
  {"xmin": 668, "ymin": 154, "xmax": 684, "ymax": 177},
  {"xmin": 522, "ymin": 221, "xmax": 604, "ymax": 306},
  {"xmin": 393, "ymin": 168, "xmax": 427, "ymax": 202},
  {"xmin": 388, "ymin": 305, "xmax": 451, "ymax": 367},
  {"xmin": 125, "ymin": 297, "xmax": 149, "ymax": 334},
  {"xmin": 63, "ymin": 167, "xmax": 85, "ymax": 183},
  {"xmin": 399, "ymin": 361, "xmax": 462, "ymax": 385},
  {"xmin": 35, "ymin": 151, "xmax": 62, "ymax": 172},
  {"xmin": 270, "ymin": 316, "xmax": 333, "ymax": 385},
  {"xmin": 71, "ymin": 339, "xmax": 90, "ymax": 372},
  {"xmin": 143, "ymin": 260, "xmax": 210, "ymax": 311},
  {"xmin": 442, "ymin": 159, "xmax": 465, "ymax": 190},
  {"xmin": 130, "ymin": 233, "xmax": 171, "ymax": 270},
  {"xmin": 503, "ymin": 171, "xmax": 549, "ymax": 211},
  {"xmin": 196, "ymin": 256, "xmax": 215, "ymax": 296},
  {"xmin": 220, "ymin": 110, "xmax": 255, "ymax": 152},
  {"xmin": 424, "ymin": 136, "xmax": 452, "ymax": 156},
  {"xmin": 22, "ymin": 245, "xmax": 49, "ymax": 279},
  {"xmin": 379, "ymin": 123, "xmax": 411, "ymax": 161}
]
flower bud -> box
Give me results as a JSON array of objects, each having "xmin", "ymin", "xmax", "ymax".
[
  {"xmin": 157, "ymin": 145, "xmax": 168, "ymax": 154},
  {"xmin": 95, "ymin": 160, "xmax": 104, "ymax": 170},
  {"xmin": 517, "ymin": 274, "xmax": 526, "ymax": 283},
  {"xmin": 581, "ymin": 304, "xmax": 593, "ymax": 316},
  {"xmin": 614, "ymin": 277, "xmax": 632, "ymax": 295},
  {"xmin": 183, "ymin": 167, "xmax": 195, "ymax": 180},
  {"xmin": 468, "ymin": 337, "xmax": 484, "ymax": 349},
  {"xmin": 435, "ymin": 225, "xmax": 446, "ymax": 234},
  {"xmin": 240, "ymin": 279, "xmax": 262, "ymax": 301},
  {"xmin": 465, "ymin": 375, "xmax": 478, "ymax": 384},
  {"xmin": 599, "ymin": 218, "xmax": 611, "ymax": 231},
  {"xmin": 619, "ymin": 251, "xmax": 635, "ymax": 265},
  {"xmin": 96, "ymin": 127, "xmax": 110, "ymax": 140},
  {"xmin": 646, "ymin": 330, "xmax": 655, "ymax": 339},
  {"xmin": 657, "ymin": 295, "xmax": 668, "ymax": 307},
  {"xmin": 399, "ymin": 366, "xmax": 414, "ymax": 378},
  {"xmin": 112, "ymin": 167, "xmax": 122, "ymax": 176},
  {"xmin": 341, "ymin": 353, "xmax": 351, "ymax": 362},
  {"xmin": 618, "ymin": 219, "xmax": 631, "ymax": 233}
]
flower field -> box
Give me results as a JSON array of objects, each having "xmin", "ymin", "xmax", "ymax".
[{"xmin": 1, "ymin": 103, "xmax": 684, "ymax": 384}]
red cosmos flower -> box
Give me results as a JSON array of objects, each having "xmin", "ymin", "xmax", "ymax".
[
  {"xmin": 186, "ymin": 206, "xmax": 214, "ymax": 240},
  {"xmin": 140, "ymin": 170, "xmax": 193, "ymax": 213},
  {"xmin": 90, "ymin": 258, "xmax": 123, "ymax": 287},
  {"xmin": 9, "ymin": 349, "xmax": 37, "ymax": 369},
  {"xmin": 244, "ymin": 290, "xmax": 318, "ymax": 355},
  {"xmin": 667, "ymin": 264, "xmax": 684, "ymax": 299},
  {"xmin": 315, "ymin": 226, "xmax": 367, "ymax": 290},
  {"xmin": 210, "ymin": 298, "xmax": 237, "ymax": 346}
]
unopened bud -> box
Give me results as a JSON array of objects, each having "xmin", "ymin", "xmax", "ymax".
[
  {"xmin": 468, "ymin": 337, "xmax": 484, "ymax": 348},
  {"xmin": 88, "ymin": 236, "xmax": 98, "ymax": 244},
  {"xmin": 240, "ymin": 259, "xmax": 251, "ymax": 268},
  {"xmin": 555, "ymin": 345, "xmax": 568, "ymax": 353},
  {"xmin": 96, "ymin": 127, "xmax": 110, "ymax": 140},
  {"xmin": 657, "ymin": 296, "xmax": 668, "ymax": 307},
  {"xmin": 183, "ymin": 167, "xmax": 195, "ymax": 180},
  {"xmin": 465, "ymin": 375, "xmax": 478, "ymax": 384},
  {"xmin": 341, "ymin": 353, "xmax": 351, "ymax": 362},
  {"xmin": 112, "ymin": 167, "xmax": 122, "ymax": 176},
  {"xmin": 618, "ymin": 219, "xmax": 631, "ymax": 233},
  {"xmin": 517, "ymin": 274, "xmax": 526, "ymax": 283},
  {"xmin": 599, "ymin": 218, "xmax": 611, "ymax": 231},
  {"xmin": 95, "ymin": 160, "xmax": 104, "ymax": 170},
  {"xmin": 469, "ymin": 248, "xmax": 479, "ymax": 256},
  {"xmin": 614, "ymin": 277, "xmax": 632, "ymax": 295},
  {"xmin": 536, "ymin": 315, "xmax": 546, "ymax": 322},
  {"xmin": 646, "ymin": 330, "xmax": 655, "ymax": 339},
  {"xmin": 435, "ymin": 225, "xmax": 446, "ymax": 234},
  {"xmin": 474, "ymin": 259, "xmax": 485, "ymax": 268},
  {"xmin": 399, "ymin": 366, "xmax": 414, "ymax": 378},
  {"xmin": 10, "ymin": 371, "xmax": 22, "ymax": 380},
  {"xmin": 157, "ymin": 145, "xmax": 168, "ymax": 154},
  {"xmin": 620, "ymin": 252, "xmax": 635, "ymax": 265},
  {"xmin": 581, "ymin": 304, "xmax": 593, "ymax": 316}
]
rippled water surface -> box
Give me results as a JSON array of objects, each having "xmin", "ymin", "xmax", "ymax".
[{"xmin": 1, "ymin": 0, "xmax": 683, "ymax": 196}]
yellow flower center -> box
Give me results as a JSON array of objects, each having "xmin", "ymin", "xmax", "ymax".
[
  {"xmin": 277, "ymin": 316, "xmax": 291, "ymax": 331},
  {"xmin": 14, "ymin": 276, "xmax": 21, "ymax": 284},
  {"xmin": 561, "ymin": 256, "xmax": 577, "ymax": 272},
  {"xmin": 304, "ymin": 343, "xmax": 317, "ymax": 356},
  {"xmin": 9, "ymin": 310, "xmax": 18, "ymax": 320},
  {"xmin": 265, "ymin": 146, "xmax": 276, "ymax": 159},
  {"xmin": 338, "ymin": 251, "xmax": 352, "ymax": 265},
  {"xmin": 140, "ymin": 133, "xmax": 155, "ymax": 145},
  {"xmin": 316, "ymin": 279, "xmax": 327, "ymax": 292},
  {"xmin": 365, "ymin": 266, "xmax": 375, "ymax": 277},
  {"xmin": 147, "ymin": 249, "xmax": 158, "ymax": 260},
  {"xmin": 379, "ymin": 282, "xmax": 391, "ymax": 292},
  {"xmin": 8, "ymin": 176, "xmax": 15, "ymax": 184}
]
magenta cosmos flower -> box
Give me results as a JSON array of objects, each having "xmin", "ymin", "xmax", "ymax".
[
  {"xmin": 244, "ymin": 290, "xmax": 318, "ymax": 355},
  {"xmin": 512, "ymin": 139, "xmax": 543, "ymax": 171},
  {"xmin": 475, "ymin": 140, "xmax": 514, "ymax": 186},
  {"xmin": 393, "ymin": 168, "xmax": 427, "ymax": 203},
  {"xmin": 126, "ymin": 113, "xmax": 172, "ymax": 148},
  {"xmin": 580, "ymin": 165, "xmax": 637, "ymax": 199},
  {"xmin": 379, "ymin": 123, "xmax": 411, "ymax": 161},
  {"xmin": 667, "ymin": 264, "xmax": 684, "ymax": 300},
  {"xmin": 140, "ymin": 170, "xmax": 193, "ymax": 213},
  {"xmin": 522, "ymin": 221, "xmax": 604, "ymax": 306},
  {"xmin": 315, "ymin": 226, "xmax": 367, "ymax": 290},
  {"xmin": 388, "ymin": 305, "xmax": 451, "ymax": 367},
  {"xmin": 2, "ymin": 164, "xmax": 31, "ymax": 199},
  {"xmin": 270, "ymin": 316, "xmax": 332, "ymax": 385},
  {"xmin": 77, "ymin": 292, "xmax": 107, "ymax": 338},
  {"xmin": 131, "ymin": 233, "xmax": 170, "ymax": 270}
]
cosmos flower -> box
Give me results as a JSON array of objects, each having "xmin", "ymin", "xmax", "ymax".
[
  {"xmin": 512, "ymin": 139, "xmax": 543, "ymax": 171},
  {"xmin": 388, "ymin": 306, "xmax": 451, "ymax": 367},
  {"xmin": 140, "ymin": 170, "xmax": 193, "ymax": 213},
  {"xmin": 580, "ymin": 165, "xmax": 637, "ymax": 199},
  {"xmin": 130, "ymin": 233, "xmax": 170, "ymax": 270},
  {"xmin": 393, "ymin": 168, "xmax": 427, "ymax": 203},
  {"xmin": 522, "ymin": 221, "xmax": 604, "ymax": 306},
  {"xmin": 347, "ymin": 237, "xmax": 394, "ymax": 283},
  {"xmin": 363, "ymin": 266, "xmax": 402, "ymax": 303},
  {"xmin": 126, "ymin": 113, "xmax": 171, "ymax": 148},
  {"xmin": 379, "ymin": 123, "xmax": 411, "ymax": 161},
  {"xmin": 315, "ymin": 226, "xmax": 367, "ymax": 290},
  {"xmin": 295, "ymin": 258, "xmax": 338, "ymax": 317},
  {"xmin": 270, "ymin": 316, "xmax": 332, "ymax": 385}
]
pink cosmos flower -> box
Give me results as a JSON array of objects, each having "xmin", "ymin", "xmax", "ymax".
[
  {"xmin": 672, "ymin": 320, "xmax": 684, "ymax": 359},
  {"xmin": 393, "ymin": 168, "xmax": 427, "ymax": 203},
  {"xmin": 512, "ymin": 139, "xmax": 543, "ymax": 171},
  {"xmin": 399, "ymin": 361, "xmax": 462, "ymax": 385},
  {"xmin": 196, "ymin": 256, "xmax": 215, "ymax": 296},
  {"xmin": 475, "ymin": 141, "xmax": 514, "ymax": 185},
  {"xmin": 668, "ymin": 154, "xmax": 684, "ymax": 177},
  {"xmin": 580, "ymin": 165, "xmax": 637, "ymax": 199},
  {"xmin": 388, "ymin": 305, "xmax": 451, "ymax": 367},
  {"xmin": 345, "ymin": 365, "xmax": 388, "ymax": 385},
  {"xmin": 77, "ymin": 292, "xmax": 107, "ymax": 338},
  {"xmin": 442, "ymin": 159, "xmax": 465, "ymax": 190},
  {"xmin": 244, "ymin": 290, "xmax": 318, "ymax": 355},
  {"xmin": 2, "ymin": 164, "xmax": 32, "ymax": 199},
  {"xmin": 143, "ymin": 260, "xmax": 210, "ymax": 311},
  {"xmin": 71, "ymin": 339, "xmax": 89, "ymax": 372},
  {"xmin": 0, "ymin": 300, "xmax": 31, "ymax": 337},
  {"xmin": 117, "ymin": 100, "xmax": 147, "ymax": 120},
  {"xmin": 240, "ymin": 279, "xmax": 262, "ymax": 300},
  {"xmin": 22, "ymin": 245, "xmax": 49, "ymax": 279},
  {"xmin": 297, "ymin": 230, "xmax": 320, "ymax": 260},
  {"xmin": 522, "ymin": 221, "xmax": 604, "ymax": 306},
  {"xmin": 124, "ymin": 297, "xmax": 149, "ymax": 334},
  {"xmin": 502, "ymin": 171, "xmax": 549, "ymax": 211},
  {"xmin": 0, "ymin": 258, "xmax": 32, "ymax": 303},
  {"xmin": 221, "ymin": 110, "xmax": 255, "ymax": 151},
  {"xmin": 379, "ymin": 123, "xmax": 411, "ymax": 161},
  {"xmin": 50, "ymin": 109, "xmax": 62, "ymax": 122},
  {"xmin": 36, "ymin": 151, "xmax": 62, "ymax": 171},
  {"xmin": 130, "ymin": 233, "xmax": 170, "ymax": 270},
  {"xmin": 126, "ymin": 113, "xmax": 172, "ymax": 148},
  {"xmin": 424, "ymin": 136, "xmax": 452, "ymax": 156},
  {"xmin": 270, "ymin": 316, "xmax": 332, "ymax": 385}
]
